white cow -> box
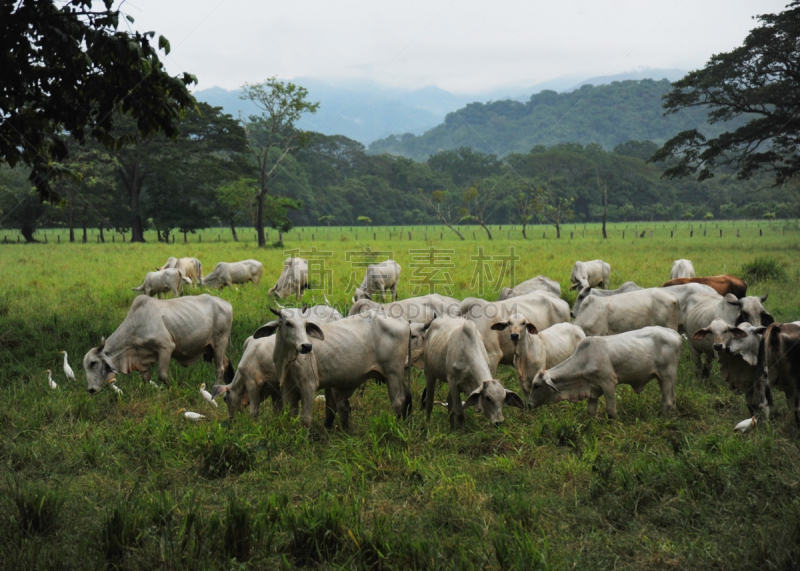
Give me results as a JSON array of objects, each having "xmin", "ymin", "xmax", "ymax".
[
  {"xmin": 267, "ymin": 257, "xmax": 308, "ymax": 299},
  {"xmin": 461, "ymin": 292, "xmax": 571, "ymax": 376},
  {"xmin": 212, "ymin": 304, "xmax": 343, "ymax": 419},
  {"xmin": 683, "ymin": 292, "xmax": 772, "ymax": 379},
  {"xmin": 201, "ymin": 260, "xmax": 263, "ymax": 289},
  {"xmin": 571, "ymin": 281, "xmax": 642, "ymax": 318},
  {"xmin": 253, "ymin": 308, "xmax": 412, "ymax": 428},
  {"xmin": 131, "ymin": 268, "xmax": 190, "ymax": 298},
  {"xmin": 569, "ymin": 260, "xmax": 611, "ymax": 290},
  {"xmin": 529, "ymin": 326, "xmax": 682, "ymax": 418},
  {"xmin": 497, "ymin": 276, "xmax": 561, "ymax": 301},
  {"xmin": 662, "ymin": 283, "xmax": 718, "ymax": 330},
  {"xmin": 670, "ymin": 259, "xmax": 696, "ymax": 280},
  {"xmin": 82, "ymin": 294, "xmax": 233, "ymax": 393},
  {"xmin": 354, "ymin": 260, "xmax": 402, "ymax": 301},
  {"xmin": 349, "ymin": 294, "xmax": 461, "ymax": 323},
  {"xmin": 572, "ymin": 288, "xmax": 680, "ymax": 336},
  {"xmin": 413, "ymin": 316, "xmax": 523, "ymax": 429},
  {"xmin": 160, "ymin": 257, "xmax": 203, "ymax": 284},
  {"xmin": 489, "ymin": 315, "xmax": 585, "ymax": 395}
]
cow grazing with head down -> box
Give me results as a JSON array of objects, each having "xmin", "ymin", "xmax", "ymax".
[
  {"xmin": 267, "ymin": 257, "xmax": 308, "ymax": 299},
  {"xmin": 752, "ymin": 322, "xmax": 800, "ymax": 426},
  {"xmin": 461, "ymin": 292, "xmax": 571, "ymax": 376},
  {"xmin": 571, "ymin": 281, "xmax": 642, "ymax": 318},
  {"xmin": 662, "ymin": 274, "xmax": 747, "ymax": 299},
  {"xmin": 160, "ymin": 257, "xmax": 203, "ymax": 284},
  {"xmin": 691, "ymin": 319, "xmax": 766, "ymax": 413},
  {"xmin": 684, "ymin": 291, "xmax": 773, "ymax": 379},
  {"xmin": 131, "ymin": 268, "xmax": 191, "ymax": 298},
  {"xmin": 569, "ymin": 260, "xmax": 611, "ymax": 291},
  {"xmin": 353, "ymin": 260, "xmax": 402, "ymax": 302},
  {"xmin": 253, "ymin": 307, "xmax": 412, "ymax": 429},
  {"xmin": 348, "ymin": 294, "xmax": 461, "ymax": 323},
  {"xmin": 572, "ymin": 288, "xmax": 680, "ymax": 337},
  {"xmin": 497, "ymin": 275, "xmax": 561, "ymax": 301},
  {"xmin": 528, "ymin": 326, "xmax": 682, "ymax": 419},
  {"xmin": 490, "ymin": 315, "xmax": 585, "ymax": 396},
  {"xmin": 83, "ymin": 294, "xmax": 233, "ymax": 393},
  {"xmin": 412, "ymin": 315, "xmax": 523, "ymax": 429},
  {"xmin": 201, "ymin": 260, "xmax": 263, "ymax": 289},
  {"xmin": 212, "ymin": 304, "xmax": 343, "ymax": 419},
  {"xmin": 670, "ymin": 259, "xmax": 696, "ymax": 280}
]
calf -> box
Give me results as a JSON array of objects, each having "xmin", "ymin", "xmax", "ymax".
[
  {"xmin": 490, "ymin": 314, "xmax": 585, "ymax": 395},
  {"xmin": 528, "ymin": 326, "xmax": 682, "ymax": 418},
  {"xmin": 573, "ymin": 288, "xmax": 680, "ymax": 336},
  {"xmin": 670, "ymin": 259, "xmax": 696, "ymax": 280},
  {"xmin": 662, "ymin": 274, "xmax": 747, "ymax": 299},
  {"xmin": 753, "ymin": 322, "xmax": 800, "ymax": 426},
  {"xmin": 416, "ymin": 316, "xmax": 522, "ymax": 429},
  {"xmin": 160, "ymin": 257, "xmax": 203, "ymax": 284},
  {"xmin": 571, "ymin": 281, "xmax": 642, "ymax": 318},
  {"xmin": 131, "ymin": 268, "xmax": 190, "ymax": 298},
  {"xmin": 569, "ymin": 260, "xmax": 611, "ymax": 290},
  {"xmin": 253, "ymin": 308, "xmax": 412, "ymax": 428}
]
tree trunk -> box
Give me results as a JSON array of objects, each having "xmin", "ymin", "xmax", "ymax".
[
  {"xmin": 157, "ymin": 230, "xmax": 163, "ymax": 242},
  {"xmin": 602, "ymin": 184, "xmax": 608, "ymax": 239},
  {"xmin": 230, "ymin": 221, "xmax": 239, "ymax": 242},
  {"xmin": 256, "ymin": 191, "xmax": 266, "ymax": 247},
  {"xmin": 522, "ymin": 224, "xmax": 527, "ymax": 239},
  {"xmin": 555, "ymin": 222, "xmax": 561, "ymax": 239},
  {"xmin": 480, "ymin": 223, "xmax": 493, "ymax": 240},
  {"xmin": 82, "ymin": 223, "xmax": 87, "ymax": 243},
  {"xmin": 120, "ymin": 162, "xmax": 146, "ymax": 243},
  {"xmin": 68, "ymin": 201, "xmax": 75, "ymax": 243},
  {"xmin": 20, "ymin": 225, "xmax": 37, "ymax": 243},
  {"xmin": 183, "ymin": 230, "xmax": 188, "ymax": 243},
  {"xmin": 278, "ymin": 229, "xmax": 283, "ymax": 244},
  {"xmin": 99, "ymin": 225, "xmax": 105, "ymax": 243}
]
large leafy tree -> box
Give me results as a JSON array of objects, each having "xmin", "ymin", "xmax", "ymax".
[
  {"xmin": 652, "ymin": 3, "xmax": 800, "ymax": 186},
  {"xmin": 1, "ymin": 0, "xmax": 196, "ymax": 200},
  {"xmin": 240, "ymin": 78, "xmax": 319, "ymax": 247}
]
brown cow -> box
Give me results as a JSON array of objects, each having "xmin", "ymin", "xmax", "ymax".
[
  {"xmin": 753, "ymin": 322, "xmax": 800, "ymax": 426},
  {"xmin": 662, "ymin": 274, "xmax": 747, "ymax": 299}
]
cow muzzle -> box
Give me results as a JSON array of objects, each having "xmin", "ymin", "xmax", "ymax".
[
  {"xmin": 713, "ymin": 343, "xmax": 724, "ymax": 352},
  {"xmin": 88, "ymin": 387, "xmax": 97, "ymax": 394},
  {"xmin": 299, "ymin": 343, "xmax": 312, "ymax": 354},
  {"xmin": 510, "ymin": 333, "xmax": 520, "ymax": 341}
]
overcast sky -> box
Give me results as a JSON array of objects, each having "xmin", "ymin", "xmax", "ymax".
[{"xmin": 122, "ymin": 0, "xmax": 788, "ymax": 94}]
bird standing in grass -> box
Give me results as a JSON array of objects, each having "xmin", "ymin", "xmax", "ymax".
[
  {"xmin": 109, "ymin": 379, "xmax": 123, "ymax": 395},
  {"xmin": 199, "ymin": 383, "xmax": 217, "ymax": 408},
  {"xmin": 60, "ymin": 351, "xmax": 75, "ymax": 382},
  {"xmin": 177, "ymin": 408, "xmax": 205, "ymax": 421},
  {"xmin": 46, "ymin": 369, "xmax": 57, "ymax": 390},
  {"xmin": 734, "ymin": 417, "xmax": 757, "ymax": 433},
  {"xmin": 149, "ymin": 380, "xmax": 161, "ymax": 390}
]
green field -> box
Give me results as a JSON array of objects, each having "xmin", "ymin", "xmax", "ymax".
[{"xmin": 1, "ymin": 222, "xmax": 799, "ymax": 570}]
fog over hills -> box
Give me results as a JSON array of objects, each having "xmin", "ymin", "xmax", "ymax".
[{"xmin": 193, "ymin": 68, "xmax": 687, "ymax": 147}]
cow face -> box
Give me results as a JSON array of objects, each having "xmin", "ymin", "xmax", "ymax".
[
  {"xmin": 253, "ymin": 308, "xmax": 324, "ymax": 356},
  {"xmin": 691, "ymin": 318, "xmax": 748, "ymax": 353},
  {"xmin": 528, "ymin": 369, "xmax": 561, "ymax": 408},
  {"xmin": 463, "ymin": 380, "xmax": 524, "ymax": 425},
  {"xmin": 353, "ymin": 288, "xmax": 372, "ymax": 302},
  {"xmin": 408, "ymin": 316, "xmax": 435, "ymax": 368},
  {"xmin": 735, "ymin": 294, "xmax": 773, "ymax": 327},
  {"xmin": 83, "ymin": 340, "xmax": 118, "ymax": 394},
  {"xmin": 490, "ymin": 313, "xmax": 537, "ymax": 342},
  {"xmin": 726, "ymin": 323, "xmax": 766, "ymax": 366},
  {"xmin": 571, "ymin": 286, "xmax": 593, "ymax": 318}
]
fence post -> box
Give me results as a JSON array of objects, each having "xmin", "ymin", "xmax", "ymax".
[
  {"xmin": 719, "ymin": 229, "xmax": 722, "ymax": 237},
  {"xmin": 760, "ymin": 229, "xmax": 763, "ymax": 236},
  {"xmin": 408, "ymin": 231, "xmax": 412, "ymax": 240},
  {"xmin": 690, "ymin": 230, "xmax": 693, "ymax": 237},
  {"xmin": 670, "ymin": 230, "xmax": 673, "ymax": 238},
  {"xmin": 622, "ymin": 231, "xmax": 625, "ymax": 239}
]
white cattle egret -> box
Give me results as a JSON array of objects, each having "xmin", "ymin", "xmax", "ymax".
[
  {"xmin": 46, "ymin": 369, "xmax": 58, "ymax": 390},
  {"xmin": 59, "ymin": 351, "xmax": 75, "ymax": 381},
  {"xmin": 149, "ymin": 380, "xmax": 162, "ymax": 390},
  {"xmin": 199, "ymin": 383, "xmax": 217, "ymax": 408},
  {"xmin": 109, "ymin": 379, "xmax": 123, "ymax": 395},
  {"xmin": 734, "ymin": 416, "xmax": 757, "ymax": 433},
  {"xmin": 177, "ymin": 408, "xmax": 205, "ymax": 421},
  {"xmin": 315, "ymin": 394, "xmax": 326, "ymax": 402}
]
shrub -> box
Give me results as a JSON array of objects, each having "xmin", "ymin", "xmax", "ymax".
[
  {"xmin": 100, "ymin": 505, "xmax": 145, "ymax": 568},
  {"xmin": 223, "ymin": 497, "xmax": 253, "ymax": 562},
  {"xmin": 741, "ymin": 257, "xmax": 787, "ymax": 282},
  {"xmin": 283, "ymin": 503, "xmax": 350, "ymax": 566},
  {"xmin": 184, "ymin": 424, "xmax": 253, "ymax": 479},
  {"xmin": 9, "ymin": 479, "xmax": 65, "ymax": 536}
]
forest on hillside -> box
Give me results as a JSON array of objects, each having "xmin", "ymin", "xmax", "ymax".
[{"xmin": 368, "ymin": 80, "xmax": 746, "ymax": 161}]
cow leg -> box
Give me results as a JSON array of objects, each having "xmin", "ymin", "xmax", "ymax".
[
  {"xmin": 392, "ymin": 284, "xmax": 398, "ymax": 301},
  {"xmin": 247, "ymin": 383, "xmax": 262, "ymax": 419},
  {"xmin": 323, "ymin": 388, "xmax": 337, "ymax": 428},
  {"xmin": 689, "ymin": 346, "xmax": 704, "ymax": 380},
  {"xmin": 486, "ymin": 349, "xmax": 502, "ymax": 378},
  {"xmin": 587, "ymin": 398, "xmax": 599, "ymax": 417},
  {"xmin": 602, "ymin": 384, "xmax": 618, "ymax": 419},
  {"xmin": 335, "ymin": 389, "xmax": 352, "ymax": 430},
  {"xmin": 385, "ymin": 369, "xmax": 412, "ymax": 420},
  {"xmin": 157, "ymin": 350, "xmax": 173, "ymax": 386},
  {"xmin": 298, "ymin": 381, "xmax": 316, "ymax": 428},
  {"xmin": 448, "ymin": 385, "xmax": 465, "ymax": 430},
  {"xmin": 423, "ymin": 370, "xmax": 437, "ymax": 418}
]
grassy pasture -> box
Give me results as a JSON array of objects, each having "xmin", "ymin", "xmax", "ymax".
[{"xmin": 1, "ymin": 222, "xmax": 799, "ymax": 570}]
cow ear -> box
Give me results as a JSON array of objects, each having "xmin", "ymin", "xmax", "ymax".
[
  {"xmin": 268, "ymin": 307, "xmax": 283, "ymax": 317},
  {"xmin": 759, "ymin": 293, "xmax": 768, "ymax": 303},
  {"xmin": 525, "ymin": 323, "xmax": 538, "ymax": 335},
  {"xmin": 491, "ymin": 321, "xmax": 510, "ymax": 331},
  {"xmin": 504, "ymin": 390, "xmax": 525, "ymax": 409},
  {"xmin": 691, "ymin": 328, "xmax": 711, "ymax": 341},
  {"xmin": 753, "ymin": 326, "xmax": 767, "ymax": 336},
  {"xmin": 463, "ymin": 386, "xmax": 482, "ymax": 409},
  {"xmin": 98, "ymin": 336, "xmax": 106, "ymax": 351},
  {"xmin": 102, "ymin": 354, "xmax": 118, "ymax": 375},
  {"xmin": 306, "ymin": 322, "xmax": 325, "ymax": 341},
  {"xmin": 725, "ymin": 294, "xmax": 741, "ymax": 306},
  {"xmin": 254, "ymin": 320, "xmax": 281, "ymax": 339},
  {"xmin": 730, "ymin": 327, "xmax": 748, "ymax": 339},
  {"xmin": 423, "ymin": 314, "xmax": 436, "ymax": 331},
  {"xmin": 761, "ymin": 312, "xmax": 774, "ymax": 326}
]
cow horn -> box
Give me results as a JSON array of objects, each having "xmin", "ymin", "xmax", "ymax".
[
  {"xmin": 268, "ymin": 307, "xmax": 283, "ymax": 317},
  {"xmin": 759, "ymin": 293, "xmax": 769, "ymax": 303},
  {"xmin": 301, "ymin": 304, "xmax": 309, "ymax": 314},
  {"xmin": 275, "ymin": 300, "xmax": 286, "ymax": 309},
  {"xmin": 545, "ymin": 377, "xmax": 560, "ymax": 392}
]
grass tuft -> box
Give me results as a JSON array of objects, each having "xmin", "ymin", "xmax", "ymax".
[
  {"xmin": 741, "ymin": 256, "xmax": 787, "ymax": 282},
  {"xmin": 223, "ymin": 497, "xmax": 253, "ymax": 562},
  {"xmin": 9, "ymin": 478, "xmax": 65, "ymax": 537}
]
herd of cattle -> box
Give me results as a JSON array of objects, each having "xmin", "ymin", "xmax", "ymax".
[{"xmin": 82, "ymin": 255, "xmax": 800, "ymax": 431}]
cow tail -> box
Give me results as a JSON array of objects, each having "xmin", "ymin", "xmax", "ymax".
[
  {"xmin": 224, "ymin": 357, "xmax": 235, "ymax": 384},
  {"xmin": 406, "ymin": 321, "xmax": 413, "ymax": 392}
]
